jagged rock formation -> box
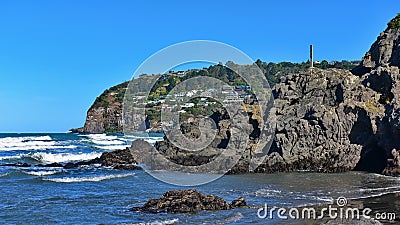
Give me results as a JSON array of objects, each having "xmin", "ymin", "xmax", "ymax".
[
  {"xmin": 64, "ymin": 147, "xmax": 140, "ymax": 170},
  {"xmin": 131, "ymin": 190, "xmax": 246, "ymax": 213},
  {"xmin": 351, "ymin": 15, "xmax": 400, "ymax": 176},
  {"xmin": 254, "ymin": 68, "xmax": 387, "ymax": 174},
  {"xmin": 82, "ymin": 82, "xmax": 128, "ymax": 133}
]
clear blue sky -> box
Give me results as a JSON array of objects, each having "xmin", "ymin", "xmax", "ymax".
[{"xmin": 0, "ymin": 0, "xmax": 398, "ymax": 132}]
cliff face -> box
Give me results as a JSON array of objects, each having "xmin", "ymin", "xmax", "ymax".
[
  {"xmin": 351, "ymin": 15, "xmax": 400, "ymax": 176},
  {"xmin": 254, "ymin": 68, "xmax": 387, "ymax": 173},
  {"xmin": 82, "ymin": 82, "xmax": 128, "ymax": 133},
  {"xmin": 251, "ymin": 16, "xmax": 400, "ymax": 175},
  {"xmin": 248, "ymin": 17, "xmax": 400, "ymax": 176}
]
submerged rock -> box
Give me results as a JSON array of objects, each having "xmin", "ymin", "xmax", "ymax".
[
  {"xmin": 132, "ymin": 190, "xmax": 240, "ymax": 213},
  {"xmin": 230, "ymin": 197, "xmax": 247, "ymax": 208},
  {"xmin": 66, "ymin": 148, "xmax": 140, "ymax": 170}
]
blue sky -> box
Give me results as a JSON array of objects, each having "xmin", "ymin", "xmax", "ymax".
[{"xmin": 0, "ymin": 0, "xmax": 398, "ymax": 132}]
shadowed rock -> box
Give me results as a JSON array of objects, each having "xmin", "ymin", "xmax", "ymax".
[{"xmin": 131, "ymin": 190, "xmax": 235, "ymax": 213}]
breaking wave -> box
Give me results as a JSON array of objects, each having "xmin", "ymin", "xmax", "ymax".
[
  {"xmin": 0, "ymin": 136, "xmax": 76, "ymax": 151},
  {"xmin": 43, "ymin": 173, "xmax": 135, "ymax": 183},
  {"xmin": 30, "ymin": 152, "xmax": 102, "ymax": 163}
]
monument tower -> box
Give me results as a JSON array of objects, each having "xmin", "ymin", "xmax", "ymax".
[{"xmin": 310, "ymin": 44, "xmax": 314, "ymax": 68}]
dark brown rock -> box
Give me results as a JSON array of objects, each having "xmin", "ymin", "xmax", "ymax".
[
  {"xmin": 132, "ymin": 190, "xmax": 231, "ymax": 213},
  {"xmin": 63, "ymin": 162, "xmax": 78, "ymax": 169},
  {"xmin": 96, "ymin": 148, "xmax": 137, "ymax": 167},
  {"xmin": 230, "ymin": 197, "xmax": 246, "ymax": 208},
  {"xmin": 382, "ymin": 149, "xmax": 400, "ymax": 177},
  {"xmin": 61, "ymin": 148, "xmax": 140, "ymax": 170}
]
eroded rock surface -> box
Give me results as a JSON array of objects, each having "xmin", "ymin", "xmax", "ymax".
[{"xmin": 132, "ymin": 190, "xmax": 246, "ymax": 213}]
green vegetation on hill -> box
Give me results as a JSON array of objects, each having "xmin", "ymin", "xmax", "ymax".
[
  {"xmin": 88, "ymin": 59, "xmax": 358, "ymax": 112},
  {"xmin": 388, "ymin": 13, "xmax": 400, "ymax": 29},
  {"xmin": 90, "ymin": 81, "xmax": 129, "ymax": 110},
  {"xmin": 257, "ymin": 60, "xmax": 357, "ymax": 86}
]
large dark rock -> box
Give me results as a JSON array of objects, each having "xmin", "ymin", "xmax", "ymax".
[
  {"xmin": 58, "ymin": 148, "xmax": 140, "ymax": 170},
  {"xmin": 131, "ymin": 190, "xmax": 232, "ymax": 213},
  {"xmin": 352, "ymin": 25, "xmax": 400, "ymax": 75},
  {"xmin": 382, "ymin": 149, "xmax": 400, "ymax": 176},
  {"xmin": 81, "ymin": 148, "xmax": 140, "ymax": 170}
]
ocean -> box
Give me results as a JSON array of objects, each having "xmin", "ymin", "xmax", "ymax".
[{"xmin": 0, "ymin": 133, "xmax": 399, "ymax": 224}]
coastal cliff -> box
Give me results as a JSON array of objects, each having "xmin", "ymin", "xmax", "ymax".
[{"xmin": 81, "ymin": 81, "xmax": 128, "ymax": 133}]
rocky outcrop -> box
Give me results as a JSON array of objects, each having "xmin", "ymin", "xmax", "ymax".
[
  {"xmin": 382, "ymin": 149, "xmax": 400, "ymax": 176},
  {"xmin": 254, "ymin": 68, "xmax": 382, "ymax": 173},
  {"xmin": 90, "ymin": 148, "xmax": 139, "ymax": 169},
  {"xmin": 131, "ymin": 190, "xmax": 246, "ymax": 213},
  {"xmin": 63, "ymin": 148, "xmax": 140, "ymax": 170},
  {"xmin": 146, "ymin": 68, "xmax": 386, "ymax": 174},
  {"xmin": 81, "ymin": 82, "xmax": 128, "ymax": 133},
  {"xmin": 350, "ymin": 15, "xmax": 400, "ymax": 176},
  {"xmin": 262, "ymin": 16, "xmax": 400, "ymax": 176},
  {"xmin": 353, "ymin": 18, "xmax": 400, "ymax": 75}
]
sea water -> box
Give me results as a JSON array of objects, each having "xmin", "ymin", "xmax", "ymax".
[{"xmin": 0, "ymin": 133, "xmax": 399, "ymax": 224}]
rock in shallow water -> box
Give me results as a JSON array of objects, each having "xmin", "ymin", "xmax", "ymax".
[
  {"xmin": 132, "ymin": 190, "xmax": 246, "ymax": 213},
  {"xmin": 230, "ymin": 197, "xmax": 247, "ymax": 208}
]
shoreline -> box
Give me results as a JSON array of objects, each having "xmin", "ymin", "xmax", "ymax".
[{"xmin": 259, "ymin": 192, "xmax": 400, "ymax": 224}]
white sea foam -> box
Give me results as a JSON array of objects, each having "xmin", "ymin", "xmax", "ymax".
[
  {"xmin": 91, "ymin": 139, "xmax": 125, "ymax": 145},
  {"xmin": 24, "ymin": 170, "xmax": 61, "ymax": 176},
  {"xmin": 214, "ymin": 212, "xmax": 244, "ymax": 225},
  {"xmin": 0, "ymin": 135, "xmax": 77, "ymax": 151},
  {"xmin": 95, "ymin": 145, "xmax": 130, "ymax": 150},
  {"xmin": 80, "ymin": 133, "xmax": 163, "ymax": 148},
  {"xmin": 254, "ymin": 188, "xmax": 282, "ymax": 196},
  {"xmin": 121, "ymin": 218, "xmax": 179, "ymax": 225},
  {"xmin": 43, "ymin": 173, "xmax": 135, "ymax": 183},
  {"xmin": 0, "ymin": 155, "xmax": 23, "ymax": 160},
  {"xmin": 31, "ymin": 152, "xmax": 102, "ymax": 163},
  {"xmin": 0, "ymin": 173, "xmax": 9, "ymax": 177},
  {"xmin": 81, "ymin": 134, "xmax": 119, "ymax": 141}
]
